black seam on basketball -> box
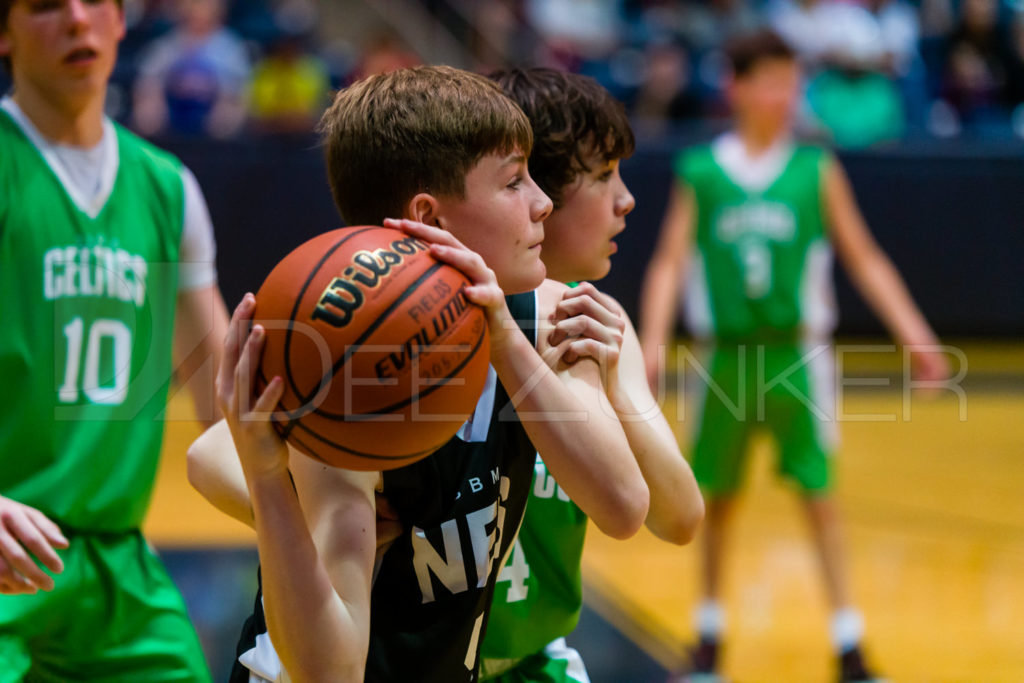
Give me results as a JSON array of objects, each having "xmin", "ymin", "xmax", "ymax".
[
  {"xmin": 312, "ymin": 319, "xmax": 487, "ymax": 420},
  {"xmin": 281, "ymin": 261, "xmax": 447, "ymax": 422},
  {"xmin": 292, "ymin": 419, "xmax": 446, "ymax": 461},
  {"xmin": 281, "ymin": 227, "xmax": 377, "ymax": 401}
]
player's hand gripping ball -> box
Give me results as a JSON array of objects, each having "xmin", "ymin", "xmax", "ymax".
[{"xmin": 254, "ymin": 226, "xmax": 490, "ymax": 470}]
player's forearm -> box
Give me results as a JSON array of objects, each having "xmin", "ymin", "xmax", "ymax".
[
  {"xmin": 186, "ymin": 420, "xmax": 255, "ymax": 527},
  {"xmin": 848, "ymin": 251, "xmax": 939, "ymax": 347},
  {"xmin": 639, "ymin": 257, "xmax": 680, "ymax": 361},
  {"xmin": 248, "ymin": 470, "xmax": 367, "ymax": 682},
  {"xmin": 618, "ymin": 415, "xmax": 703, "ymax": 545},
  {"xmin": 494, "ymin": 331, "xmax": 649, "ymax": 539},
  {"xmin": 606, "ymin": 322, "xmax": 702, "ymax": 544}
]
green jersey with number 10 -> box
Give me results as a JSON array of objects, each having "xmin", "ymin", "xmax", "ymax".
[{"xmin": 0, "ymin": 110, "xmax": 185, "ymax": 533}]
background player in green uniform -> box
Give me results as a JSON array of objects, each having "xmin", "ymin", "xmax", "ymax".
[
  {"xmin": 188, "ymin": 65, "xmax": 652, "ymax": 681},
  {"xmin": 480, "ymin": 68, "xmax": 705, "ymax": 683},
  {"xmin": 0, "ymin": 0, "xmax": 229, "ymax": 680},
  {"xmin": 640, "ymin": 30, "xmax": 949, "ymax": 682}
]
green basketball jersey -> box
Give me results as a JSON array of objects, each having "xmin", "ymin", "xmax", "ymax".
[
  {"xmin": 480, "ymin": 453, "xmax": 588, "ymax": 672},
  {"xmin": 0, "ymin": 110, "xmax": 185, "ymax": 532},
  {"xmin": 677, "ymin": 140, "xmax": 836, "ymax": 341}
]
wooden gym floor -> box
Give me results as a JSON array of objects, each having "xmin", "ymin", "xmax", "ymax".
[{"xmin": 147, "ymin": 341, "xmax": 1024, "ymax": 682}]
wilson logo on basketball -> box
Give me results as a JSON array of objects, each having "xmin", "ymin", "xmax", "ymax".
[{"xmin": 312, "ymin": 236, "xmax": 430, "ymax": 328}]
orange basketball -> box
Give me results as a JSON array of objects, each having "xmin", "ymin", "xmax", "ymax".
[{"xmin": 254, "ymin": 226, "xmax": 490, "ymax": 470}]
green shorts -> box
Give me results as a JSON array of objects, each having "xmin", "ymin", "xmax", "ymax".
[
  {"xmin": 689, "ymin": 343, "xmax": 836, "ymax": 495},
  {"xmin": 0, "ymin": 530, "xmax": 210, "ymax": 683},
  {"xmin": 482, "ymin": 638, "xmax": 589, "ymax": 683}
]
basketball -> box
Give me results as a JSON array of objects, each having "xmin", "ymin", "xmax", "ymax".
[{"xmin": 253, "ymin": 226, "xmax": 490, "ymax": 470}]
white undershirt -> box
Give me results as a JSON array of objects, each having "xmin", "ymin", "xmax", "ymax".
[
  {"xmin": 711, "ymin": 132, "xmax": 795, "ymax": 194},
  {"xmin": 1, "ymin": 96, "xmax": 217, "ymax": 291}
]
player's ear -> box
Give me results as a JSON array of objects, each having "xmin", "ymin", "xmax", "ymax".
[{"xmin": 406, "ymin": 193, "xmax": 443, "ymax": 229}]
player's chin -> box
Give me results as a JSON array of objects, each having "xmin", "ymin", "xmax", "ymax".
[
  {"xmin": 579, "ymin": 257, "xmax": 612, "ymax": 283},
  {"xmin": 510, "ymin": 258, "xmax": 546, "ymax": 294}
]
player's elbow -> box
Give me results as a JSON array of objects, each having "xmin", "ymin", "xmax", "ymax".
[
  {"xmin": 595, "ymin": 480, "xmax": 649, "ymax": 540},
  {"xmin": 280, "ymin": 652, "xmax": 363, "ymax": 683},
  {"xmin": 185, "ymin": 441, "xmax": 207, "ymax": 494}
]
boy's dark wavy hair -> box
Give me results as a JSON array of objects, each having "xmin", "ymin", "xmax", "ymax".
[{"xmin": 491, "ymin": 68, "xmax": 634, "ymax": 209}]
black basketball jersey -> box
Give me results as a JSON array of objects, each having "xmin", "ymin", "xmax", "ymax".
[{"xmin": 232, "ymin": 292, "xmax": 538, "ymax": 683}]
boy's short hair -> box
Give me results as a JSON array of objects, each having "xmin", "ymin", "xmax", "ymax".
[
  {"xmin": 319, "ymin": 65, "xmax": 533, "ymax": 226},
  {"xmin": 726, "ymin": 29, "xmax": 796, "ymax": 80},
  {"xmin": 491, "ymin": 68, "xmax": 634, "ymax": 209}
]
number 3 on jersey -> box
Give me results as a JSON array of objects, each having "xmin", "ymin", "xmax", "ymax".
[
  {"xmin": 58, "ymin": 316, "xmax": 132, "ymax": 405},
  {"xmin": 496, "ymin": 537, "xmax": 531, "ymax": 603},
  {"xmin": 739, "ymin": 240, "xmax": 772, "ymax": 299}
]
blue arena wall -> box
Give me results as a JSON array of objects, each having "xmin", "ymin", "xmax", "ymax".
[{"xmin": 163, "ymin": 135, "xmax": 1024, "ymax": 337}]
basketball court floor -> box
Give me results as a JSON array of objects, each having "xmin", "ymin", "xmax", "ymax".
[{"xmin": 147, "ymin": 341, "xmax": 1024, "ymax": 682}]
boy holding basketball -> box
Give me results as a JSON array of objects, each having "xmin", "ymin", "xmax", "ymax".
[
  {"xmin": 639, "ymin": 30, "xmax": 948, "ymax": 682},
  {"xmin": 479, "ymin": 68, "xmax": 705, "ymax": 683},
  {"xmin": 193, "ymin": 65, "xmax": 651, "ymax": 682}
]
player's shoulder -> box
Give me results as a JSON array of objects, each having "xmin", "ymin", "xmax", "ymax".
[
  {"xmin": 792, "ymin": 141, "xmax": 836, "ymax": 168},
  {"xmin": 673, "ymin": 142, "xmax": 715, "ymax": 172},
  {"xmin": 111, "ymin": 120, "xmax": 185, "ymax": 177},
  {"xmin": 536, "ymin": 279, "xmax": 571, "ymax": 317}
]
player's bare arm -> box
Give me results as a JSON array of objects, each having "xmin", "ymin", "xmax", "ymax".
[
  {"xmin": 174, "ymin": 283, "xmax": 231, "ymax": 429},
  {"xmin": 550, "ymin": 285, "xmax": 704, "ymax": 544},
  {"xmin": 388, "ymin": 219, "xmax": 649, "ymax": 540},
  {"xmin": 186, "ymin": 420, "xmax": 255, "ymax": 526},
  {"xmin": 218, "ymin": 294, "xmax": 377, "ymax": 681},
  {"xmin": 823, "ymin": 158, "xmax": 949, "ymax": 382},
  {"xmin": 639, "ymin": 183, "xmax": 696, "ymax": 390}
]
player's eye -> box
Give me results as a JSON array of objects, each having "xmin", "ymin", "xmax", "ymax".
[
  {"xmin": 29, "ymin": 0, "xmax": 64, "ymax": 12},
  {"xmin": 506, "ymin": 176, "xmax": 523, "ymax": 190}
]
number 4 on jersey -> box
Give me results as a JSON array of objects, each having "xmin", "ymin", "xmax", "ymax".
[{"xmin": 496, "ymin": 537, "xmax": 531, "ymax": 603}]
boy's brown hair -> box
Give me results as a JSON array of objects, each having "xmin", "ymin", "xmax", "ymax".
[
  {"xmin": 319, "ymin": 65, "xmax": 533, "ymax": 226},
  {"xmin": 726, "ymin": 29, "xmax": 796, "ymax": 79},
  {"xmin": 491, "ymin": 68, "xmax": 634, "ymax": 209}
]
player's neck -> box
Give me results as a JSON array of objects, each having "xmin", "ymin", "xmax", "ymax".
[
  {"xmin": 734, "ymin": 123, "xmax": 788, "ymax": 158},
  {"xmin": 12, "ymin": 84, "xmax": 106, "ymax": 147}
]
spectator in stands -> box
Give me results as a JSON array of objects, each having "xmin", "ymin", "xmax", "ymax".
[
  {"xmin": 770, "ymin": 0, "xmax": 906, "ymax": 147},
  {"xmin": 133, "ymin": 0, "xmax": 251, "ymax": 138},
  {"xmin": 939, "ymin": 0, "xmax": 1021, "ymax": 129},
  {"xmin": 249, "ymin": 26, "xmax": 329, "ymax": 136},
  {"xmin": 348, "ymin": 30, "xmax": 420, "ymax": 83},
  {"xmin": 629, "ymin": 40, "xmax": 703, "ymax": 134}
]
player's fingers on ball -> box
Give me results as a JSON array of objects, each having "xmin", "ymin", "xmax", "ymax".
[
  {"xmin": 463, "ymin": 283, "xmax": 503, "ymax": 309},
  {"xmin": 430, "ymin": 245, "xmax": 492, "ymax": 284},
  {"xmin": 385, "ymin": 218, "xmax": 456, "ymax": 246},
  {"xmin": 235, "ymin": 325, "xmax": 265, "ymax": 417},
  {"xmin": 27, "ymin": 509, "xmax": 68, "ymax": 549},
  {"xmin": 219, "ymin": 295, "xmax": 254, "ymax": 400},
  {"xmin": 253, "ymin": 376, "xmax": 284, "ymax": 415},
  {"xmin": 0, "ymin": 533, "xmax": 52, "ymax": 591}
]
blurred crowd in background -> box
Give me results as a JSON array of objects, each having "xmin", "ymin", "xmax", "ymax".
[{"xmin": 7, "ymin": 0, "xmax": 1024, "ymax": 147}]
